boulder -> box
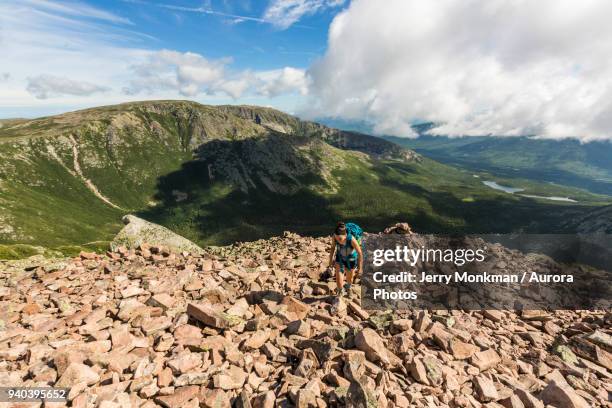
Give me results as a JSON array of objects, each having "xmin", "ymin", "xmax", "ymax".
[
  {"xmin": 111, "ymin": 215, "xmax": 204, "ymax": 254},
  {"xmin": 539, "ymin": 381, "xmax": 589, "ymax": 408},
  {"xmin": 354, "ymin": 328, "xmax": 400, "ymax": 367},
  {"xmin": 56, "ymin": 363, "xmax": 99, "ymax": 387},
  {"xmin": 187, "ymin": 303, "xmax": 241, "ymax": 329}
]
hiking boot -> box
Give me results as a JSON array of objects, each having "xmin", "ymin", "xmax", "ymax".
[
  {"xmin": 331, "ymin": 296, "xmax": 341, "ymax": 313},
  {"xmin": 343, "ymin": 283, "xmax": 352, "ymax": 299}
]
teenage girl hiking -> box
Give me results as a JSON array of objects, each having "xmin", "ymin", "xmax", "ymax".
[{"xmin": 328, "ymin": 222, "xmax": 363, "ymax": 297}]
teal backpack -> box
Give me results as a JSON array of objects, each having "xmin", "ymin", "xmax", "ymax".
[{"xmin": 345, "ymin": 222, "xmax": 363, "ymax": 246}]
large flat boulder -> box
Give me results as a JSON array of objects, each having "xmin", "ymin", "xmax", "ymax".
[{"xmin": 110, "ymin": 215, "xmax": 204, "ymax": 254}]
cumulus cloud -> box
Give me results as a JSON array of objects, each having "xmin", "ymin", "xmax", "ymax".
[
  {"xmin": 258, "ymin": 67, "xmax": 308, "ymax": 97},
  {"xmin": 124, "ymin": 50, "xmax": 230, "ymax": 97},
  {"xmin": 26, "ymin": 75, "xmax": 110, "ymax": 99},
  {"xmin": 306, "ymin": 0, "xmax": 612, "ymax": 141},
  {"xmin": 264, "ymin": 0, "xmax": 346, "ymax": 29},
  {"xmin": 124, "ymin": 50, "xmax": 307, "ymax": 99}
]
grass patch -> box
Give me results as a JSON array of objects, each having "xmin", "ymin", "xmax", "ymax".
[{"xmin": 0, "ymin": 244, "xmax": 62, "ymax": 260}]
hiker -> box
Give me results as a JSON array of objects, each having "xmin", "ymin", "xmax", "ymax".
[{"xmin": 328, "ymin": 221, "xmax": 363, "ymax": 297}]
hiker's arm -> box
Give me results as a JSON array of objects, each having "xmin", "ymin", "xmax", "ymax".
[
  {"xmin": 352, "ymin": 237, "xmax": 363, "ymax": 272},
  {"xmin": 328, "ymin": 236, "xmax": 336, "ymax": 267}
]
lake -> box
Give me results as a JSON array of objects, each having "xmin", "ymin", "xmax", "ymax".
[
  {"xmin": 482, "ymin": 181, "xmax": 525, "ymax": 194},
  {"xmin": 519, "ymin": 194, "xmax": 578, "ymax": 203},
  {"xmin": 482, "ymin": 180, "xmax": 578, "ymax": 202}
]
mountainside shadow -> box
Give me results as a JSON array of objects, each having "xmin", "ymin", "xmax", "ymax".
[
  {"xmin": 138, "ymin": 133, "xmax": 465, "ymax": 245},
  {"xmin": 370, "ymin": 161, "xmax": 587, "ymax": 234},
  {"xmin": 138, "ymin": 132, "xmax": 594, "ymax": 246},
  {"xmin": 138, "ymin": 133, "xmax": 346, "ymax": 245}
]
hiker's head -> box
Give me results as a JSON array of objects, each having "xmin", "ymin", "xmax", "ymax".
[{"xmin": 334, "ymin": 222, "xmax": 347, "ymax": 239}]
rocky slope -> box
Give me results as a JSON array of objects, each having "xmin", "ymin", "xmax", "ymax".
[
  {"xmin": 0, "ymin": 231, "xmax": 609, "ymax": 407},
  {"xmin": 564, "ymin": 205, "xmax": 612, "ymax": 233}
]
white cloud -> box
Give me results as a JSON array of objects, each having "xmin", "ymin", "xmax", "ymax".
[
  {"xmin": 258, "ymin": 67, "xmax": 308, "ymax": 97},
  {"xmin": 124, "ymin": 50, "xmax": 307, "ymax": 99},
  {"xmin": 306, "ymin": 0, "xmax": 612, "ymax": 141},
  {"xmin": 0, "ymin": 0, "xmax": 151, "ymax": 110},
  {"xmin": 264, "ymin": 0, "xmax": 346, "ymax": 29},
  {"xmin": 26, "ymin": 75, "xmax": 110, "ymax": 99},
  {"xmin": 216, "ymin": 77, "xmax": 254, "ymax": 99},
  {"xmin": 155, "ymin": 3, "xmax": 269, "ymax": 24},
  {"xmin": 20, "ymin": 0, "xmax": 133, "ymax": 25},
  {"xmin": 124, "ymin": 50, "xmax": 229, "ymax": 97},
  {"xmin": 156, "ymin": 0, "xmax": 345, "ymax": 29}
]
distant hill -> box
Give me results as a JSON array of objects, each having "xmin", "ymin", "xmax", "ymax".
[{"xmin": 384, "ymin": 132, "xmax": 612, "ymax": 195}]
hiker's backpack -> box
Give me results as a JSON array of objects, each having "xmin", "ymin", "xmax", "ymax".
[{"xmin": 345, "ymin": 222, "xmax": 363, "ymax": 246}]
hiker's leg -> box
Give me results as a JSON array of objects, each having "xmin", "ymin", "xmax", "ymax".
[
  {"xmin": 334, "ymin": 263, "xmax": 344, "ymax": 292},
  {"xmin": 346, "ymin": 266, "xmax": 355, "ymax": 285}
]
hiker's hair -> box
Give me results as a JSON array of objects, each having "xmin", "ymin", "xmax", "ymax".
[{"xmin": 334, "ymin": 222, "xmax": 347, "ymax": 235}]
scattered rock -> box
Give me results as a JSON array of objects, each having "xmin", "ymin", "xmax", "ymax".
[
  {"xmin": 0, "ymin": 231, "xmax": 607, "ymax": 407},
  {"xmin": 474, "ymin": 375, "xmax": 500, "ymax": 402},
  {"xmin": 346, "ymin": 378, "xmax": 378, "ymax": 408},
  {"xmin": 354, "ymin": 328, "xmax": 400, "ymax": 367},
  {"xmin": 56, "ymin": 363, "xmax": 99, "ymax": 387},
  {"xmin": 155, "ymin": 386, "xmax": 200, "ymax": 408},
  {"xmin": 471, "ymin": 348, "xmax": 501, "ymax": 371},
  {"xmin": 539, "ymin": 380, "xmax": 590, "ymax": 408},
  {"xmin": 213, "ymin": 365, "xmax": 247, "ymax": 390},
  {"xmin": 187, "ymin": 303, "xmax": 241, "ymax": 329}
]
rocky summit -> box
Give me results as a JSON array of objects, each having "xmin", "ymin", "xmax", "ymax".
[{"xmin": 0, "ymin": 231, "xmax": 610, "ymax": 407}]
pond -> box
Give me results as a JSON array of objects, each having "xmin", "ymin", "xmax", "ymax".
[
  {"xmin": 519, "ymin": 194, "xmax": 578, "ymax": 203},
  {"xmin": 482, "ymin": 180, "xmax": 578, "ymax": 202},
  {"xmin": 482, "ymin": 181, "xmax": 525, "ymax": 194}
]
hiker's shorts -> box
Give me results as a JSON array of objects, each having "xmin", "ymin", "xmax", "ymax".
[{"xmin": 335, "ymin": 254, "xmax": 357, "ymax": 271}]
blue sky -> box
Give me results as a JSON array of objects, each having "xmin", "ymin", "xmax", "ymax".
[
  {"xmin": 0, "ymin": 0, "xmax": 345, "ymax": 118},
  {"xmin": 89, "ymin": 0, "xmax": 333, "ymax": 70},
  {"xmin": 1, "ymin": 0, "xmax": 611, "ymax": 141}
]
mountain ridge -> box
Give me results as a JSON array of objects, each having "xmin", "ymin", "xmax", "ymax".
[
  {"xmin": 0, "ymin": 101, "xmax": 609, "ymax": 256},
  {"xmin": 0, "ymin": 101, "xmax": 421, "ymax": 250},
  {"xmin": 315, "ymin": 117, "xmax": 612, "ymax": 195}
]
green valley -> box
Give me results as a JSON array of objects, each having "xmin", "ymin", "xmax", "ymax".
[
  {"xmin": 0, "ymin": 101, "xmax": 610, "ymax": 258},
  {"xmin": 385, "ymin": 132, "xmax": 612, "ymax": 195}
]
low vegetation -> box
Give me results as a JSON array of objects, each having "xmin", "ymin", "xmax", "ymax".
[{"xmin": 0, "ymin": 101, "xmax": 609, "ymax": 257}]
